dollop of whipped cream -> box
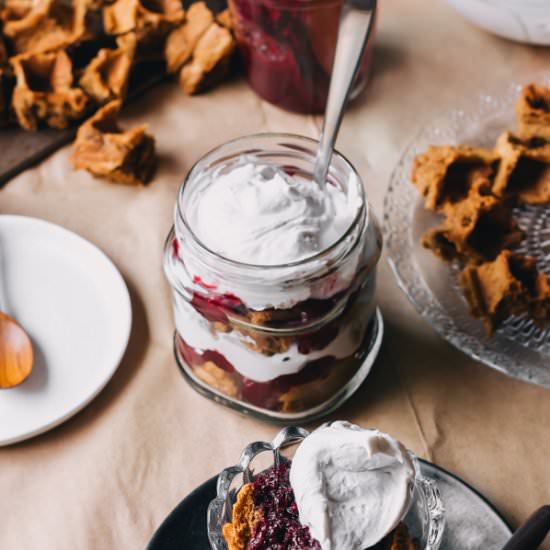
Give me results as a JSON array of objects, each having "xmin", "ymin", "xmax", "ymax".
[
  {"xmin": 186, "ymin": 157, "xmax": 361, "ymax": 265},
  {"xmin": 289, "ymin": 421, "xmax": 416, "ymax": 550}
]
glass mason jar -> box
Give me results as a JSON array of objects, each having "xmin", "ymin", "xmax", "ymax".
[
  {"xmin": 227, "ymin": 0, "xmax": 378, "ymax": 113},
  {"xmin": 163, "ymin": 134, "xmax": 383, "ymax": 422}
]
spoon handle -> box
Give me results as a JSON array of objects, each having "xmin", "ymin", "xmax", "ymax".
[
  {"xmin": 314, "ymin": 0, "xmax": 377, "ymax": 187},
  {"xmin": 502, "ymin": 506, "xmax": 550, "ymax": 550}
]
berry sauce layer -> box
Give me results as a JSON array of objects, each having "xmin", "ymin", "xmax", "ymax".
[
  {"xmin": 248, "ymin": 463, "xmax": 321, "ymax": 550},
  {"xmin": 245, "ymin": 463, "xmax": 410, "ymax": 550}
]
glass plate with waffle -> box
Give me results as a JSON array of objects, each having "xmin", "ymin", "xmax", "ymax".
[{"xmin": 384, "ymin": 74, "xmax": 550, "ymax": 388}]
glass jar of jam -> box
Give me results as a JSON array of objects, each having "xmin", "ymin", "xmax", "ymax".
[
  {"xmin": 163, "ymin": 134, "xmax": 383, "ymax": 422},
  {"xmin": 227, "ymin": 0, "xmax": 377, "ymax": 113}
]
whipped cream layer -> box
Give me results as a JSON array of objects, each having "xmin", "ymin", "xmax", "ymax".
[
  {"xmin": 185, "ymin": 158, "xmax": 362, "ymax": 266},
  {"xmin": 176, "ymin": 155, "xmax": 369, "ymax": 311},
  {"xmin": 173, "ymin": 295, "xmax": 372, "ymax": 382},
  {"xmin": 289, "ymin": 422, "xmax": 416, "ymax": 550}
]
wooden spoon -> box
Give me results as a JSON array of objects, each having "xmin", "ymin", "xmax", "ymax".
[{"xmin": 0, "ymin": 311, "xmax": 33, "ymax": 388}]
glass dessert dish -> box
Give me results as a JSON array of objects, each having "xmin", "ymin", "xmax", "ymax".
[
  {"xmin": 207, "ymin": 425, "xmax": 446, "ymax": 550},
  {"xmin": 227, "ymin": 0, "xmax": 378, "ymax": 113},
  {"xmin": 163, "ymin": 133, "xmax": 383, "ymax": 422}
]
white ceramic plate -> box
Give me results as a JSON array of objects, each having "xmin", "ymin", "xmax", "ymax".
[
  {"xmin": 0, "ymin": 215, "xmax": 131, "ymax": 445},
  {"xmin": 445, "ymin": 0, "xmax": 550, "ymax": 45}
]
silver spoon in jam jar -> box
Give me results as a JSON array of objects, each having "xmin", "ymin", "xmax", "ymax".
[{"xmin": 313, "ymin": 0, "xmax": 377, "ymax": 188}]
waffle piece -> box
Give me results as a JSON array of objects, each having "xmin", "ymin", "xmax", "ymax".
[
  {"xmin": 422, "ymin": 191, "xmax": 523, "ymax": 262},
  {"xmin": 0, "ymin": 32, "xmax": 7, "ymax": 65},
  {"xmin": 241, "ymin": 331, "xmax": 292, "ymax": 355},
  {"xmin": 202, "ymin": 314, "xmax": 293, "ymax": 356},
  {"xmin": 79, "ymin": 34, "xmax": 135, "ymax": 103},
  {"xmin": 0, "ymin": 0, "xmax": 33, "ymax": 22},
  {"xmin": 84, "ymin": 0, "xmax": 113, "ymax": 9},
  {"xmin": 222, "ymin": 483, "xmax": 261, "ymax": 550},
  {"xmin": 216, "ymin": 9, "xmax": 232, "ymax": 30},
  {"xmin": 11, "ymin": 49, "xmax": 88, "ymax": 129},
  {"xmin": 411, "ymin": 145, "xmax": 499, "ymax": 211},
  {"xmin": 3, "ymin": 0, "xmax": 89, "ymax": 55},
  {"xmin": 0, "ymin": 31, "xmax": 12, "ymax": 125},
  {"xmin": 459, "ymin": 250, "xmax": 550, "ymax": 334},
  {"xmin": 530, "ymin": 272, "xmax": 550, "ymax": 321},
  {"xmin": 164, "ymin": 1, "xmax": 213, "ymax": 73},
  {"xmin": 517, "ymin": 83, "xmax": 550, "ymax": 141},
  {"xmin": 388, "ymin": 523, "xmax": 418, "ymax": 550},
  {"xmin": 104, "ymin": 0, "xmax": 184, "ymax": 63},
  {"xmin": 493, "ymin": 131, "xmax": 550, "ymax": 204},
  {"xmin": 179, "ymin": 21, "xmax": 235, "ymax": 94},
  {"xmin": 0, "ymin": 67, "xmax": 13, "ymax": 126},
  {"xmin": 103, "ymin": 0, "xmax": 184, "ymax": 38},
  {"xmin": 0, "ymin": 22, "xmax": 11, "ymax": 124},
  {"xmin": 72, "ymin": 99, "xmax": 156, "ymax": 184}
]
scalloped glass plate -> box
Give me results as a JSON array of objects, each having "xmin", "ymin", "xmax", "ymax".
[{"xmin": 384, "ymin": 72, "xmax": 550, "ymax": 388}]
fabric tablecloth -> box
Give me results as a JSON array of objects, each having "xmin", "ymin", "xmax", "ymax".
[{"xmin": 1, "ymin": 1, "xmax": 550, "ymax": 548}]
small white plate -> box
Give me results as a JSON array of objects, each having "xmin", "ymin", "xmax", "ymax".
[{"xmin": 0, "ymin": 215, "xmax": 131, "ymax": 445}]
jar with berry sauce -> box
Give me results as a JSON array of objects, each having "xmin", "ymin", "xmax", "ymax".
[
  {"xmin": 227, "ymin": 0, "xmax": 378, "ymax": 113},
  {"xmin": 163, "ymin": 133, "xmax": 383, "ymax": 422}
]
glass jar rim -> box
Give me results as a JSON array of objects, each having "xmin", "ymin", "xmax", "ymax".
[{"xmin": 176, "ymin": 132, "xmax": 368, "ymax": 271}]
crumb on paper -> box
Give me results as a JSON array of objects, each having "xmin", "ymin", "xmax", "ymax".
[{"xmin": 72, "ymin": 99, "xmax": 156, "ymax": 185}]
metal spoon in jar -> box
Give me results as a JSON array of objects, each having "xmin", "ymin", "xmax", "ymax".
[
  {"xmin": 0, "ymin": 251, "xmax": 33, "ymax": 389},
  {"xmin": 313, "ymin": 0, "xmax": 377, "ymax": 188}
]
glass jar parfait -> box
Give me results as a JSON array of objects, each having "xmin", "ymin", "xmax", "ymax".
[
  {"xmin": 163, "ymin": 134, "xmax": 383, "ymax": 422},
  {"xmin": 227, "ymin": 0, "xmax": 378, "ymax": 113}
]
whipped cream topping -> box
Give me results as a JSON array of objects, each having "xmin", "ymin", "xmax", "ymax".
[
  {"xmin": 185, "ymin": 157, "xmax": 362, "ymax": 266},
  {"xmin": 289, "ymin": 422, "xmax": 416, "ymax": 550}
]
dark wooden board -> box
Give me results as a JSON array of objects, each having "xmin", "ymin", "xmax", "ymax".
[
  {"xmin": 0, "ymin": 0, "xmax": 227, "ymax": 187},
  {"xmin": 0, "ymin": 63, "xmax": 167, "ymax": 188},
  {"xmin": 0, "ymin": 126, "xmax": 73, "ymax": 187}
]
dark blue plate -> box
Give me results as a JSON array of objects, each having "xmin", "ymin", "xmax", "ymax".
[{"xmin": 147, "ymin": 460, "xmax": 512, "ymax": 550}]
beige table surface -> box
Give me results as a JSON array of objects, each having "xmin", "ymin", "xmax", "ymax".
[{"xmin": 1, "ymin": 1, "xmax": 550, "ymax": 548}]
